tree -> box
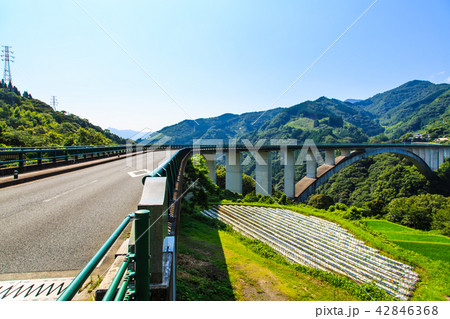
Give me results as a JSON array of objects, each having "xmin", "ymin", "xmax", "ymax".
[
  {"xmin": 386, "ymin": 194, "xmax": 450, "ymax": 231},
  {"xmin": 432, "ymin": 208, "xmax": 450, "ymax": 236},
  {"xmin": 308, "ymin": 194, "xmax": 334, "ymax": 210},
  {"xmin": 363, "ymin": 199, "xmax": 386, "ymax": 217},
  {"xmin": 242, "ymin": 174, "xmax": 255, "ymax": 196}
]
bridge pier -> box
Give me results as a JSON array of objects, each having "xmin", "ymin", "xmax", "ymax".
[
  {"xmin": 341, "ymin": 149, "xmax": 350, "ymax": 157},
  {"xmin": 411, "ymin": 148, "xmax": 420, "ymax": 156},
  {"xmin": 425, "ymin": 148, "xmax": 432, "ymax": 169},
  {"xmin": 306, "ymin": 150, "xmax": 317, "ymax": 179},
  {"xmin": 431, "ymin": 149, "xmax": 439, "ymax": 171},
  {"xmin": 418, "ymin": 147, "xmax": 425, "ymax": 161},
  {"xmin": 445, "ymin": 148, "xmax": 450, "ymax": 162},
  {"xmin": 438, "ymin": 149, "xmax": 445, "ymax": 169},
  {"xmin": 255, "ymin": 151, "xmax": 272, "ymax": 196},
  {"xmin": 204, "ymin": 154, "xmax": 217, "ymax": 183},
  {"xmin": 284, "ymin": 150, "xmax": 295, "ymax": 198},
  {"xmin": 325, "ymin": 149, "xmax": 335, "ymax": 166},
  {"xmin": 225, "ymin": 151, "xmax": 242, "ymax": 194}
]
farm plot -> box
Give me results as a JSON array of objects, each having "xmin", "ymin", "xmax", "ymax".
[{"xmin": 200, "ymin": 205, "xmax": 419, "ymax": 300}]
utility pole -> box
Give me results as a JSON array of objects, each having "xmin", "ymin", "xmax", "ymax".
[
  {"xmin": 1, "ymin": 45, "xmax": 14, "ymax": 85},
  {"xmin": 50, "ymin": 96, "xmax": 58, "ymax": 111}
]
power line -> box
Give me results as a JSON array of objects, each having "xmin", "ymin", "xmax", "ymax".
[{"xmin": 1, "ymin": 45, "xmax": 15, "ymax": 84}]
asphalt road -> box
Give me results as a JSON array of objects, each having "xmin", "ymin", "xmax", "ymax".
[{"xmin": 0, "ymin": 150, "xmax": 175, "ymax": 274}]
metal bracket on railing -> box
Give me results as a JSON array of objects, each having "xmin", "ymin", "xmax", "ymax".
[{"xmin": 149, "ymin": 236, "xmax": 175, "ymax": 292}]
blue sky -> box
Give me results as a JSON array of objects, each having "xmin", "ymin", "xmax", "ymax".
[{"xmin": 1, "ymin": 0, "xmax": 449, "ymax": 131}]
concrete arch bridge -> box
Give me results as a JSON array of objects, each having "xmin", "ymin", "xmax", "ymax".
[{"xmin": 199, "ymin": 144, "xmax": 450, "ymax": 202}]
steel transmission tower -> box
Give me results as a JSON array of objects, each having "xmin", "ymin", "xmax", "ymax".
[
  {"xmin": 1, "ymin": 45, "xmax": 14, "ymax": 84},
  {"xmin": 50, "ymin": 96, "xmax": 58, "ymax": 111}
]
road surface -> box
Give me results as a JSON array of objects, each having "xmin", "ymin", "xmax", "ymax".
[{"xmin": 0, "ymin": 150, "xmax": 175, "ymax": 274}]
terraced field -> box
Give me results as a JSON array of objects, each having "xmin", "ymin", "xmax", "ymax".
[
  {"xmin": 365, "ymin": 220, "xmax": 450, "ymax": 264},
  {"xmin": 201, "ymin": 205, "xmax": 419, "ymax": 300}
]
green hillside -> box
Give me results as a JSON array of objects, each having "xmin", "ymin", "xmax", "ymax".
[
  {"xmin": 157, "ymin": 109, "xmax": 283, "ymax": 145},
  {"xmin": 248, "ymin": 97, "xmax": 382, "ymax": 143},
  {"xmin": 158, "ymin": 96, "xmax": 383, "ymax": 145},
  {"xmin": 0, "ymin": 82, "xmax": 125, "ymax": 147},
  {"xmin": 354, "ymin": 80, "xmax": 450, "ymax": 139}
]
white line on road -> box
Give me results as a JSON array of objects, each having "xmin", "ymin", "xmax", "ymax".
[
  {"xmin": 127, "ymin": 169, "xmax": 151, "ymax": 178},
  {"xmin": 42, "ymin": 180, "xmax": 99, "ymax": 203}
]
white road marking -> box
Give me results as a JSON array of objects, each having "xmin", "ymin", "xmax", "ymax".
[
  {"xmin": 43, "ymin": 180, "xmax": 99, "ymax": 202},
  {"xmin": 127, "ymin": 169, "xmax": 151, "ymax": 177},
  {"xmin": 0, "ymin": 277, "xmax": 74, "ymax": 301}
]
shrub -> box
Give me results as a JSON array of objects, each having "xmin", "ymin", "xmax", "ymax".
[
  {"xmin": 363, "ymin": 199, "xmax": 386, "ymax": 217},
  {"xmin": 308, "ymin": 194, "xmax": 335, "ymax": 210}
]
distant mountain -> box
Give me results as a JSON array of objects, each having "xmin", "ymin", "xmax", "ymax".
[
  {"xmin": 157, "ymin": 80, "xmax": 450, "ymax": 144},
  {"xmin": 251, "ymin": 97, "xmax": 383, "ymax": 140},
  {"xmin": 157, "ymin": 108, "xmax": 283, "ymax": 145},
  {"xmin": 344, "ymin": 99, "xmax": 362, "ymax": 104},
  {"xmin": 107, "ymin": 127, "xmax": 142, "ymax": 140},
  {"xmin": 157, "ymin": 97, "xmax": 383, "ymax": 144}
]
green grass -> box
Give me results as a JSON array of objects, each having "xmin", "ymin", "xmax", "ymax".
[
  {"xmin": 365, "ymin": 220, "xmax": 419, "ymax": 233},
  {"xmin": 393, "ymin": 241, "xmax": 450, "ymax": 264},
  {"xmin": 285, "ymin": 117, "xmax": 315, "ymax": 129},
  {"xmin": 364, "ymin": 220, "xmax": 450, "ymax": 264}
]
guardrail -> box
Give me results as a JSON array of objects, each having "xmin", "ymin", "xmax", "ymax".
[
  {"xmin": 57, "ymin": 147, "xmax": 192, "ymax": 301},
  {"xmin": 0, "ymin": 144, "xmax": 189, "ymax": 177}
]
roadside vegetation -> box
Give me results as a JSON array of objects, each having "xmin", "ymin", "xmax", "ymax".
[
  {"xmin": 179, "ymin": 155, "xmax": 450, "ymax": 301},
  {"xmin": 177, "ymin": 210, "xmax": 390, "ymax": 301},
  {"xmin": 316, "ymin": 155, "xmax": 450, "ymax": 236}
]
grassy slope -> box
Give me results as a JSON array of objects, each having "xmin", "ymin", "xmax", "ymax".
[
  {"xmin": 177, "ymin": 213, "xmax": 356, "ymax": 301},
  {"xmin": 365, "ymin": 220, "xmax": 450, "ymax": 264},
  {"xmin": 220, "ymin": 202, "xmax": 450, "ymax": 301}
]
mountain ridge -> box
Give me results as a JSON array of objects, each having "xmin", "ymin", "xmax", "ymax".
[{"xmin": 156, "ymin": 80, "xmax": 450, "ymax": 144}]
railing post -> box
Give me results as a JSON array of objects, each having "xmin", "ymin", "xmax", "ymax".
[
  {"xmin": 134, "ymin": 209, "xmax": 150, "ymax": 301},
  {"xmin": 37, "ymin": 152, "xmax": 42, "ymax": 166},
  {"xmin": 18, "ymin": 152, "xmax": 24, "ymax": 172},
  {"xmin": 138, "ymin": 177, "xmax": 168, "ymax": 286}
]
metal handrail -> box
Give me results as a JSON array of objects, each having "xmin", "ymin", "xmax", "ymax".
[
  {"xmin": 59, "ymin": 148, "xmax": 191, "ymax": 301},
  {"xmin": 57, "ymin": 213, "xmax": 135, "ymax": 301},
  {"xmin": 102, "ymin": 257, "xmax": 131, "ymax": 301}
]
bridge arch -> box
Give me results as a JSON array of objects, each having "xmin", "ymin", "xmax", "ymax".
[{"xmin": 295, "ymin": 148, "xmax": 434, "ymax": 202}]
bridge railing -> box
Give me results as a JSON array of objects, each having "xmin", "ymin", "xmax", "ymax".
[
  {"xmin": 0, "ymin": 145, "xmax": 126, "ymax": 175},
  {"xmin": 57, "ymin": 147, "xmax": 192, "ymax": 301},
  {"xmin": 0, "ymin": 144, "xmax": 189, "ymax": 177},
  {"xmin": 57, "ymin": 212, "xmax": 135, "ymax": 301}
]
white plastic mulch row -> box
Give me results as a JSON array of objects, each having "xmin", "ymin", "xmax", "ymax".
[{"xmin": 200, "ymin": 205, "xmax": 419, "ymax": 300}]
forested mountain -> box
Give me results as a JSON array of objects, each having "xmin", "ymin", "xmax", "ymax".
[
  {"xmin": 158, "ymin": 97, "xmax": 383, "ymax": 144},
  {"xmin": 0, "ymin": 82, "xmax": 126, "ymax": 147},
  {"xmin": 157, "ymin": 80, "xmax": 450, "ymax": 144},
  {"xmin": 156, "ymin": 108, "xmax": 283, "ymax": 145},
  {"xmin": 353, "ymin": 80, "xmax": 450, "ymax": 138},
  {"xmin": 248, "ymin": 97, "xmax": 383, "ymax": 142}
]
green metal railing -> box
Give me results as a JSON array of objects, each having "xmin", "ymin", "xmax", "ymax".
[
  {"xmin": 57, "ymin": 213, "xmax": 135, "ymax": 301},
  {"xmin": 58, "ymin": 148, "xmax": 192, "ymax": 301},
  {"xmin": 0, "ymin": 144, "xmax": 189, "ymax": 175}
]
